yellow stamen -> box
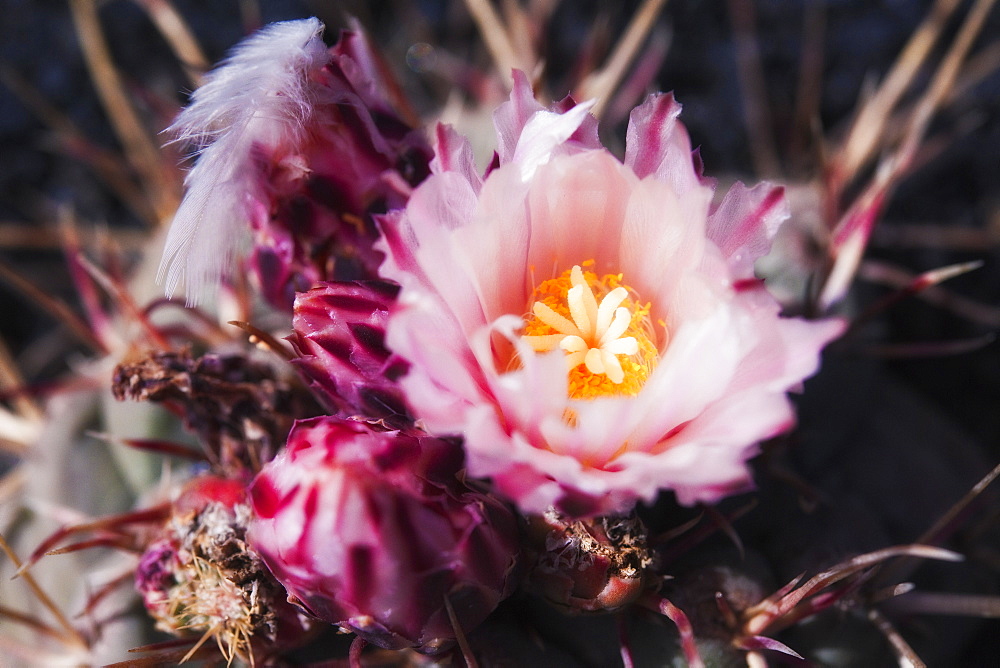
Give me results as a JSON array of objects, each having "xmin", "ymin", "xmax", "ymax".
[{"xmin": 522, "ymin": 263, "xmax": 659, "ymax": 399}]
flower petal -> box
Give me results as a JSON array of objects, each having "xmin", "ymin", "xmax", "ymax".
[
  {"xmin": 525, "ymin": 151, "xmax": 635, "ymax": 275},
  {"xmin": 624, "ymin": 92, "xmax": 704, "ymax": 195},
  {"xmin": 494, "ymin": 70, "xmax": 547, "ymax": 165},
  {"xmin": 431, "ymin": 122, "xmax": 482, "ymax": 191},
  {"xmin": 708, "ymin": 181, "xmax": 788, "ymax": 280},
  {"xmin": 618, "ymin": 176, "xmax": 715, "ymax": 319},
  {"xmin": 512, "ymin": 100, "xmax": 597, "ymax": 181}
]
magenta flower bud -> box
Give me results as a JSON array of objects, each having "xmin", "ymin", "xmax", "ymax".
[
  {"xmin": 134, "ymin": 538, "xmax": 178, "ymax": 622},
  {"xmin": 290, "ymin": 280, "xmax": 410, "ymax": 427},
  {"xmin": 158, "ymin": 18, "xmax": 431, "ymax": 308},
  {"xmin": 247, "ymin": 26, "xmax": 432, "ymax": 307},
  {"xmin": 247, "ymin": 417, "xmax": 521, "ymax": 654}
]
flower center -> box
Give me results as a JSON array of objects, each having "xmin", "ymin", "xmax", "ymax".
[{"xmin": 522, "ymin": 263, "xmax": 659, "ymax": 399}]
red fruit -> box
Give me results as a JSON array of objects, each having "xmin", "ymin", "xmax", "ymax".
[{"xmin": 174, "ymin": 475, "xmax": 247, "ymax": 513}]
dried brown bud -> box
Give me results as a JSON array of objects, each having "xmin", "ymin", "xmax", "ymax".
[
  {"xmin": 135, "ymin": 476, "xmax": 314, "ymax": 663},
  {"xmin": 112, "ymin": 350, "xmax": 321, "ymax": 473},
  {"xmin": 525, "ymin": 509, "xmax": 653, "ymax": 612}
]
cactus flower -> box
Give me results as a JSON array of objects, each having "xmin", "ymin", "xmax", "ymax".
[
  {"xmin": 246, "ymin": 417, "xmax": 521, "ymax": 654},
  {"xmin": 377, "ymin": 72, "xmax": 844, "ymax": 517}
]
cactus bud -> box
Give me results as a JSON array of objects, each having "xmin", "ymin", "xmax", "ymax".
[{"xmin": 247, "ymin": 417, "xmax": 521, "ymax": 654}]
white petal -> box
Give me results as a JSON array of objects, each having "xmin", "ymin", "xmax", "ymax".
[{"xmin": 512, "ymin": 99, "xmax": 597, "ymax": 180}]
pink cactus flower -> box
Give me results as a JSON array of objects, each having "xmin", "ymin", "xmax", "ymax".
[
  {"xmin": 247, "ymin": 417, "xmax": 521, "ymax": 654},
  {"xmin": 377, "ymin": 72, "xmax": 844, "ymax": 517}
]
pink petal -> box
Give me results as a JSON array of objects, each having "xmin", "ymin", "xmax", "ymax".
[
  {"xmin": 512, "ymin": 99, "xmax": 597, "ymax": 180},
  {"xmin": 624, "ymin": 93, "xmax": 704, "ymax": 195},
  {"xmin": 430, "ymin": 122, "xmax": 481, "ymax": 192},
  {"xmin": 524, "ymin": 151, "xmax": 634, "ymax": 276},
  {"xmin": 618, "ymin": 176, "xmax": 714, "ymax": 314},
  {"xmin": 708, "ymin": 181, "xmax": 788, "ymax": 279},
  {"xmin": 493, "ymin": 70, "xmax": 546, "ymax": 165}
]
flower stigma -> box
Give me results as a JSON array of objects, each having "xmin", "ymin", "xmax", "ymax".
[{"xmin": 521, "ymin": 262, "xmax": 659, "ymax": 399}]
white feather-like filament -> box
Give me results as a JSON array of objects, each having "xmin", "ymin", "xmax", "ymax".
[{"xmin": 158, "ymin": 18, "xmax": 331, "ymax": 305}]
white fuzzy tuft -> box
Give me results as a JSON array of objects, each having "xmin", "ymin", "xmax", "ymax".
[{"xmin": 158, "ymin": 17, "xmax": 330, "ymax": 305}]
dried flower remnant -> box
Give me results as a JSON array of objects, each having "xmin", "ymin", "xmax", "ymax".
[
  {"xmin": 159, "ymin": 17, "xmax": 431, "ymax": 307},
  {"xmin": 112, "ymin": 350, "xmax": 321, "ymax": 473},
  {"xmin": 247, "ymin": 417, "xmax": 521, "ymax": 654},
  {"xmin": 525, "ymin": 510, "xmax": 653, "ymax": 612},
  {"xmin": 135, "ymin": 476, "xmax": 313, "ymax": 664},
  {"xmin": 378, "ymin": 72, "xmax": 844, "ymax": 517}
]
